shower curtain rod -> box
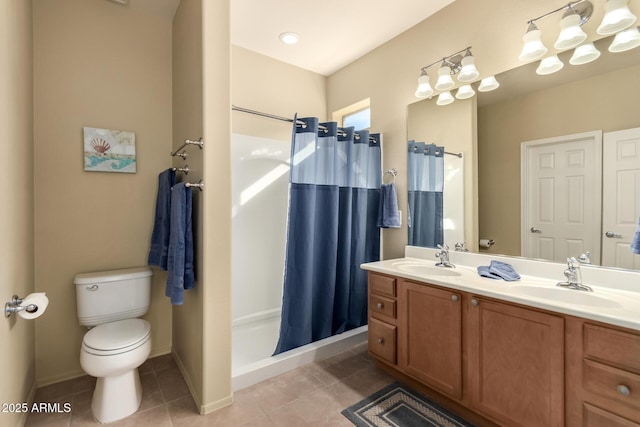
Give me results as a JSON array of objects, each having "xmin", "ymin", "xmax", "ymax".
[{"xmin": 231, "ymin": 105, "xmax": 376, "ymax": 142}]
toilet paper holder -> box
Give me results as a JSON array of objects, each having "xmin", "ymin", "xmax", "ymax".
[{"xmin": 4, "ymin": 295, "xmax": 39, "ymax": 318}]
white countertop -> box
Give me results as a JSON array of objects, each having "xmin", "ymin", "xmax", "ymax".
[{"xmin": 362, "ymin": 247, "xmax": 640, "ymax": 332}]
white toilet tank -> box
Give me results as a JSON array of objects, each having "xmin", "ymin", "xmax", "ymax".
[{"xmin": 74, "ymin": 267, "xmax": 152, "ymax": 326}]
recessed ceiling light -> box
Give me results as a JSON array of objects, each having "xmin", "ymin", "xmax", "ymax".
[{"xmin": 279, "ymin": 32, "xmax": 299, "ymax": 45}]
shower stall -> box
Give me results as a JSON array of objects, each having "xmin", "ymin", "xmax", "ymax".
[{"xmin": 231, "ymin": 131, "xmax": 367, "ymax": 391}]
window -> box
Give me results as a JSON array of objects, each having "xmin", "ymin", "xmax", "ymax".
[{"xmin": 333, "ymin": 98, "xmax": 371, "ymax": 130}]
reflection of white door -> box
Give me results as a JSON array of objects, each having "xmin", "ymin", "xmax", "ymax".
[
  {"xmin": 521, "ymin": 131, "xmax": 602, "ymax": 263},
  {"xmin": 602, "ymin": 127, "xmax": 640, "ymax": 269}
]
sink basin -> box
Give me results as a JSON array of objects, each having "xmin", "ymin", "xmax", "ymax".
[
  {"xmin": 514, "ymin": 285, "xmax": 621, "ymax": 308},
  {"xmin": 392, "ymin": 261, "xmax": 461, "ymax": 277}
]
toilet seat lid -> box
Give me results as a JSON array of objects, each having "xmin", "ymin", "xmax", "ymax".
[{"xmin": 83, "ymin": 319, "xmax": 151, "ymax": 352}]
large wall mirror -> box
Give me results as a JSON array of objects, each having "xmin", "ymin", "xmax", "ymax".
[{"xmin": 407, "ymin": 34, "xmax": 640, "ymax": 270}]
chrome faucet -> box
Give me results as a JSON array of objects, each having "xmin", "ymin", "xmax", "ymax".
[
  {"xmin": 577, "ymin": 251, "xmax": 592, "ymax": 265},
  {"xmin": 454, "ymin": 242, "xmax": 469, "ymax": 252},
  {"xmin": 557, "ymin": 257, "xmax": 592, "ymax": 292},
  {"xmin": 435, "ymin": 244, "xmax": 455, "ymax": 268}
]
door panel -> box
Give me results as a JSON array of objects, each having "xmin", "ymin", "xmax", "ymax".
[
  {"xmin": 602, "ymin": 127, "xmax": 640, "ymax": 269},
  {"xmin": 522, "ymin": 131, "xmax": 602, "ymax": 264}
]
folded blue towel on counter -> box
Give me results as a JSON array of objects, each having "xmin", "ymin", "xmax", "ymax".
[
  {"xmin": 477, "ymin": 260, "xmax": 520, "ymax": 281},
  {"xmin": 631, "ymin": 216, "xmax": 640, "ymax": 255},
  {"xmin": 477, "ymin": 265, "xmax": 502, "ymax": 280},
  {"xmin": 148, "ymin": 169, "xmax": 176, "ymax": 269},
  {"xmin": 489, "ymin": 260, "xmax": 520, "ymax": 281},
  {"xmin": 377, "ymin": 183, "xmax": 401, "ymax": 228}
]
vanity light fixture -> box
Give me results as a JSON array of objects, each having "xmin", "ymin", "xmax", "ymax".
[
  {"xmin": 519, "ymin": 23, "xmax": 548, "ymax": 61},
  {"xmin": 435, "ymin": 62, "xmax": 456, "ymax": 90},
  {"xmin": 436, "ymin": 91, "xmax": 455, "ymax": 106},
  {"xmin": 414, "ymin": 46, "xmax": 486, "ymax": 103},
  {"xmin": 554, "ymin": 3, "xmax": 592, "ymax": 49},
  {"xmin": 536, "ymin": 55, "xmax": 565, "ymax": 75},
  {"xmin": 597, "ymin": 0, "xmax": 637, "ymax": 35},
  {"xmin": 415, "ymin": 69, "xmax": 434, "ymax": 98},
  {"xmin": 457, "ymin": 49, "xmax": 480, "ymax": 82},
  {"xmin": 520, "ymin": 1, "xmax": 593, "ymax": 62},
  {"xmin": 608, "ymin": 25, "xmax": 640, "ymax": 51},
  {"xmin": 455, "ymin": 84, "xmax": 475, "ymax": 100},
  {"xmin": 478, "ymin": 76, "xmax": 500, "ymax": 92},
  {"xmin": 569, "ymin": 42, "xmax": 601, "ymax": 64}
]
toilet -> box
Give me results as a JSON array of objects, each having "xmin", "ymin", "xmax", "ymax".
[{"xmin": 74, "ymin": 267, "xmax": 153, "ymax": 424}]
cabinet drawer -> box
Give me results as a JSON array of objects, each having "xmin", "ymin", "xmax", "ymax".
[
  {"xmin": 368, "ymin": 318, "xmax": 396, "ymax": 365},
  {"xmin": 583, "ymin": 403, "xmax": 640, "ymax": 427},
  {"xmin": 369, "ymin": 273, "xmax": 396, "ymax": 298},
  {"xmin": 584, "ymin": 324, "xmax": 640, "ymax": 373},
  {"xmin": 584, "ymin": 359, "xmax": 640, "ymax": 414},
  {"xmin": 369, "ymin": 293, "xmax": 396, "ymax": 320}
]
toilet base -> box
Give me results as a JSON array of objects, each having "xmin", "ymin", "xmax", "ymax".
[{"xmin": 91, "ymin": 368, "xmax": 142, "ymax": 424}]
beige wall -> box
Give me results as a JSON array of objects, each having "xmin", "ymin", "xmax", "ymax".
[
  {"xmin": 202, "ymin": 0, "xmax": 233, "ymax": 413},
  {"xmin": 33, "ymin": 0, "xmax": 173, "ymax": 385},
  {"xmin": 232, "ymin": 45, "xmax": 327, "ymax": 140},
  {"xmin": 0, "ymin": 1, "xmax": 35, "ymax": 426},
  {"xmin": 171, "ymin": 0, "xmax": 206, "ymax": 410},
  {"xmin": 326, "ymin": 0, "xmax": 619, "ymax": 259},
  {"xmin": 478, "ymin": 64, "xmax": 640, "ymax": 257},
  {"xmin": 407, "ymin": 97, "xmax": 478, "ymax": 250}
]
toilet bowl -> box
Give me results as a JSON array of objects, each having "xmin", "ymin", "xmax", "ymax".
[
  {"xmin": 80, "ymin": 318, "xmax": 152, "ymax": 423},
  {"xmin": 74, "ymin": 267, "xmax": 153, "ymax": 424}
]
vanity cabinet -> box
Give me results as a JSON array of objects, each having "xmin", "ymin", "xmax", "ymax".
[
  {"xmin": 368, "ymin": 273, "xmax": 397, "ymax": 365},
  {"xmin": 567, "ymin": 320, "xmax": 640, "ymax": 427},
  {"xmin": 368, "ymin": 272, "xmax": 564, "ymax": 427},
  {"xmin": 467, "ymin": 296, "xmax": 565, "ymax": 427},
  {"xmin": 398, "ymin": 280, "xmax": 462, "ymax": 399}
]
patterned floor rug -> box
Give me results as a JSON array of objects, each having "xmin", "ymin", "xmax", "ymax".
[{"xmin": 342, "ymin": 382, "xmax": 475, "ymax": 427}]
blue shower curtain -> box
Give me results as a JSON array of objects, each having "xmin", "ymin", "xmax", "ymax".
[
  {"xmin": 407, "ymin": 141, "xmax": 444, "ymax": 247},
  {"xmin": 274, "ymin": 117, "xmax": 381, "ymax": 355}
]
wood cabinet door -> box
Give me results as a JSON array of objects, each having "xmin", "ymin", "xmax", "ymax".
[
  {"xmin": 399, "ymin": 281, "xmax": 462, "ymax": 399},
  {"xmin": 467, "ymin": 297, "xmax": 565, "ymax": 427}
]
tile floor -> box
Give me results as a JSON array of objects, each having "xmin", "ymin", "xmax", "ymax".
[{"xmin": 25, "ymin": 342, "xmax": 395, "ymax": 426}]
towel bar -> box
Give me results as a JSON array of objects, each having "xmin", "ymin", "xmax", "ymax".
[{"xmin": 185, "ymin": 180, "xmax": 204, "ymax": 191}]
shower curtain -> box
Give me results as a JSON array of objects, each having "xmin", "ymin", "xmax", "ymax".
[
  {"xmin": 274, "ymin": 117, "xmax": 381, "ymax": 355},
  {"xmin": 408, "ymin": 141, "xmax": 444, "ymax": 247}
]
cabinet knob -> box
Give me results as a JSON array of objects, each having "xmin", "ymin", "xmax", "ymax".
[
  {"xmin": 471, "ymin": 298, "xmax": 479, "ymax": 307},
  {"xmin": 377, "ymin": 302, "xmax": 384, "ymax": 309},
  {"xmin": 617, "ymin": 384, "xmax": 631, "ymax": 396},
  {"xmin": 377, "ymin": 337, "xmax": 384, "ymax": 345},
  {"xmin": 451, "ymin": 295, "xmax": 459, "ymax": 302}
]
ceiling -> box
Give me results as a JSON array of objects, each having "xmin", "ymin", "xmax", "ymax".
[{"xmin": 230, "ymin": 0, "xmax": 456, "ymax": 76}]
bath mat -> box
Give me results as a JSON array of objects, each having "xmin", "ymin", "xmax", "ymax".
[{"xmin": 342, "ymin": 382, "xmax": 475, "ymax": 427}]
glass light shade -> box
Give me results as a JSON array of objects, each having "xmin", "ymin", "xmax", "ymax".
[
  {"xmin": 536, "ymin": 55, "xmax": 564, "ymax": 75},
  {"xmin": 609, "ymin": 26, "xmax": 640, "ymax": 52},
  {"xmin": 415, "ymin": 73, "xmax": 434, "ymax": 98},
  {"xmin": 455, "ymin": 84, "xmax": 475, "ymax": 100},
  {"xmin": 570, "ymin": 43, "xmax": 601, "ymax": 65},
  {"xmin": 554, "ymin": 14, "xmax": 588, "ymax": 50},
  {"xmin": 457, "ymin": 56, "xmax": 480, "ymax": 82},
  {"xmin": 597, "ymin": 0, "xmax": 637, "ymax": 35},
  {"xmin": 519, "ymin": 26, "xmax": 548, "ymax": 61},
  {"xmin": 435, "ymin": 66, "xmax": 455, "ymax": 90},
  {"xmin": 436, "ymin": 91, "xmax": 455, "ymax": 106},
  {"xmin": 478, "ymin": 76, "xmax": 499, "ymax": 92}
]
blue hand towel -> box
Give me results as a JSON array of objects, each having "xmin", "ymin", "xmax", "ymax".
[
  {"xmin": 477, "ymin": 265, "xmax": 502, "ymax": 280},
  {"xmin": 488, "ymin": 260, "xmax": 521, "ymax": 281},
  {"xmin": 166, "ymin": 183, "xmax": 194, "ymax": 305},
  {"xmin": 631, "ymin": 216, "xmax": 640, "ymax": 255},
  {"xmin": 377, "ymin": 183, "xmax": 401, "ymax": 228},
  {"xmin": 148, "ymin": 169, "xmax": 176, "ymax": 269}
]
